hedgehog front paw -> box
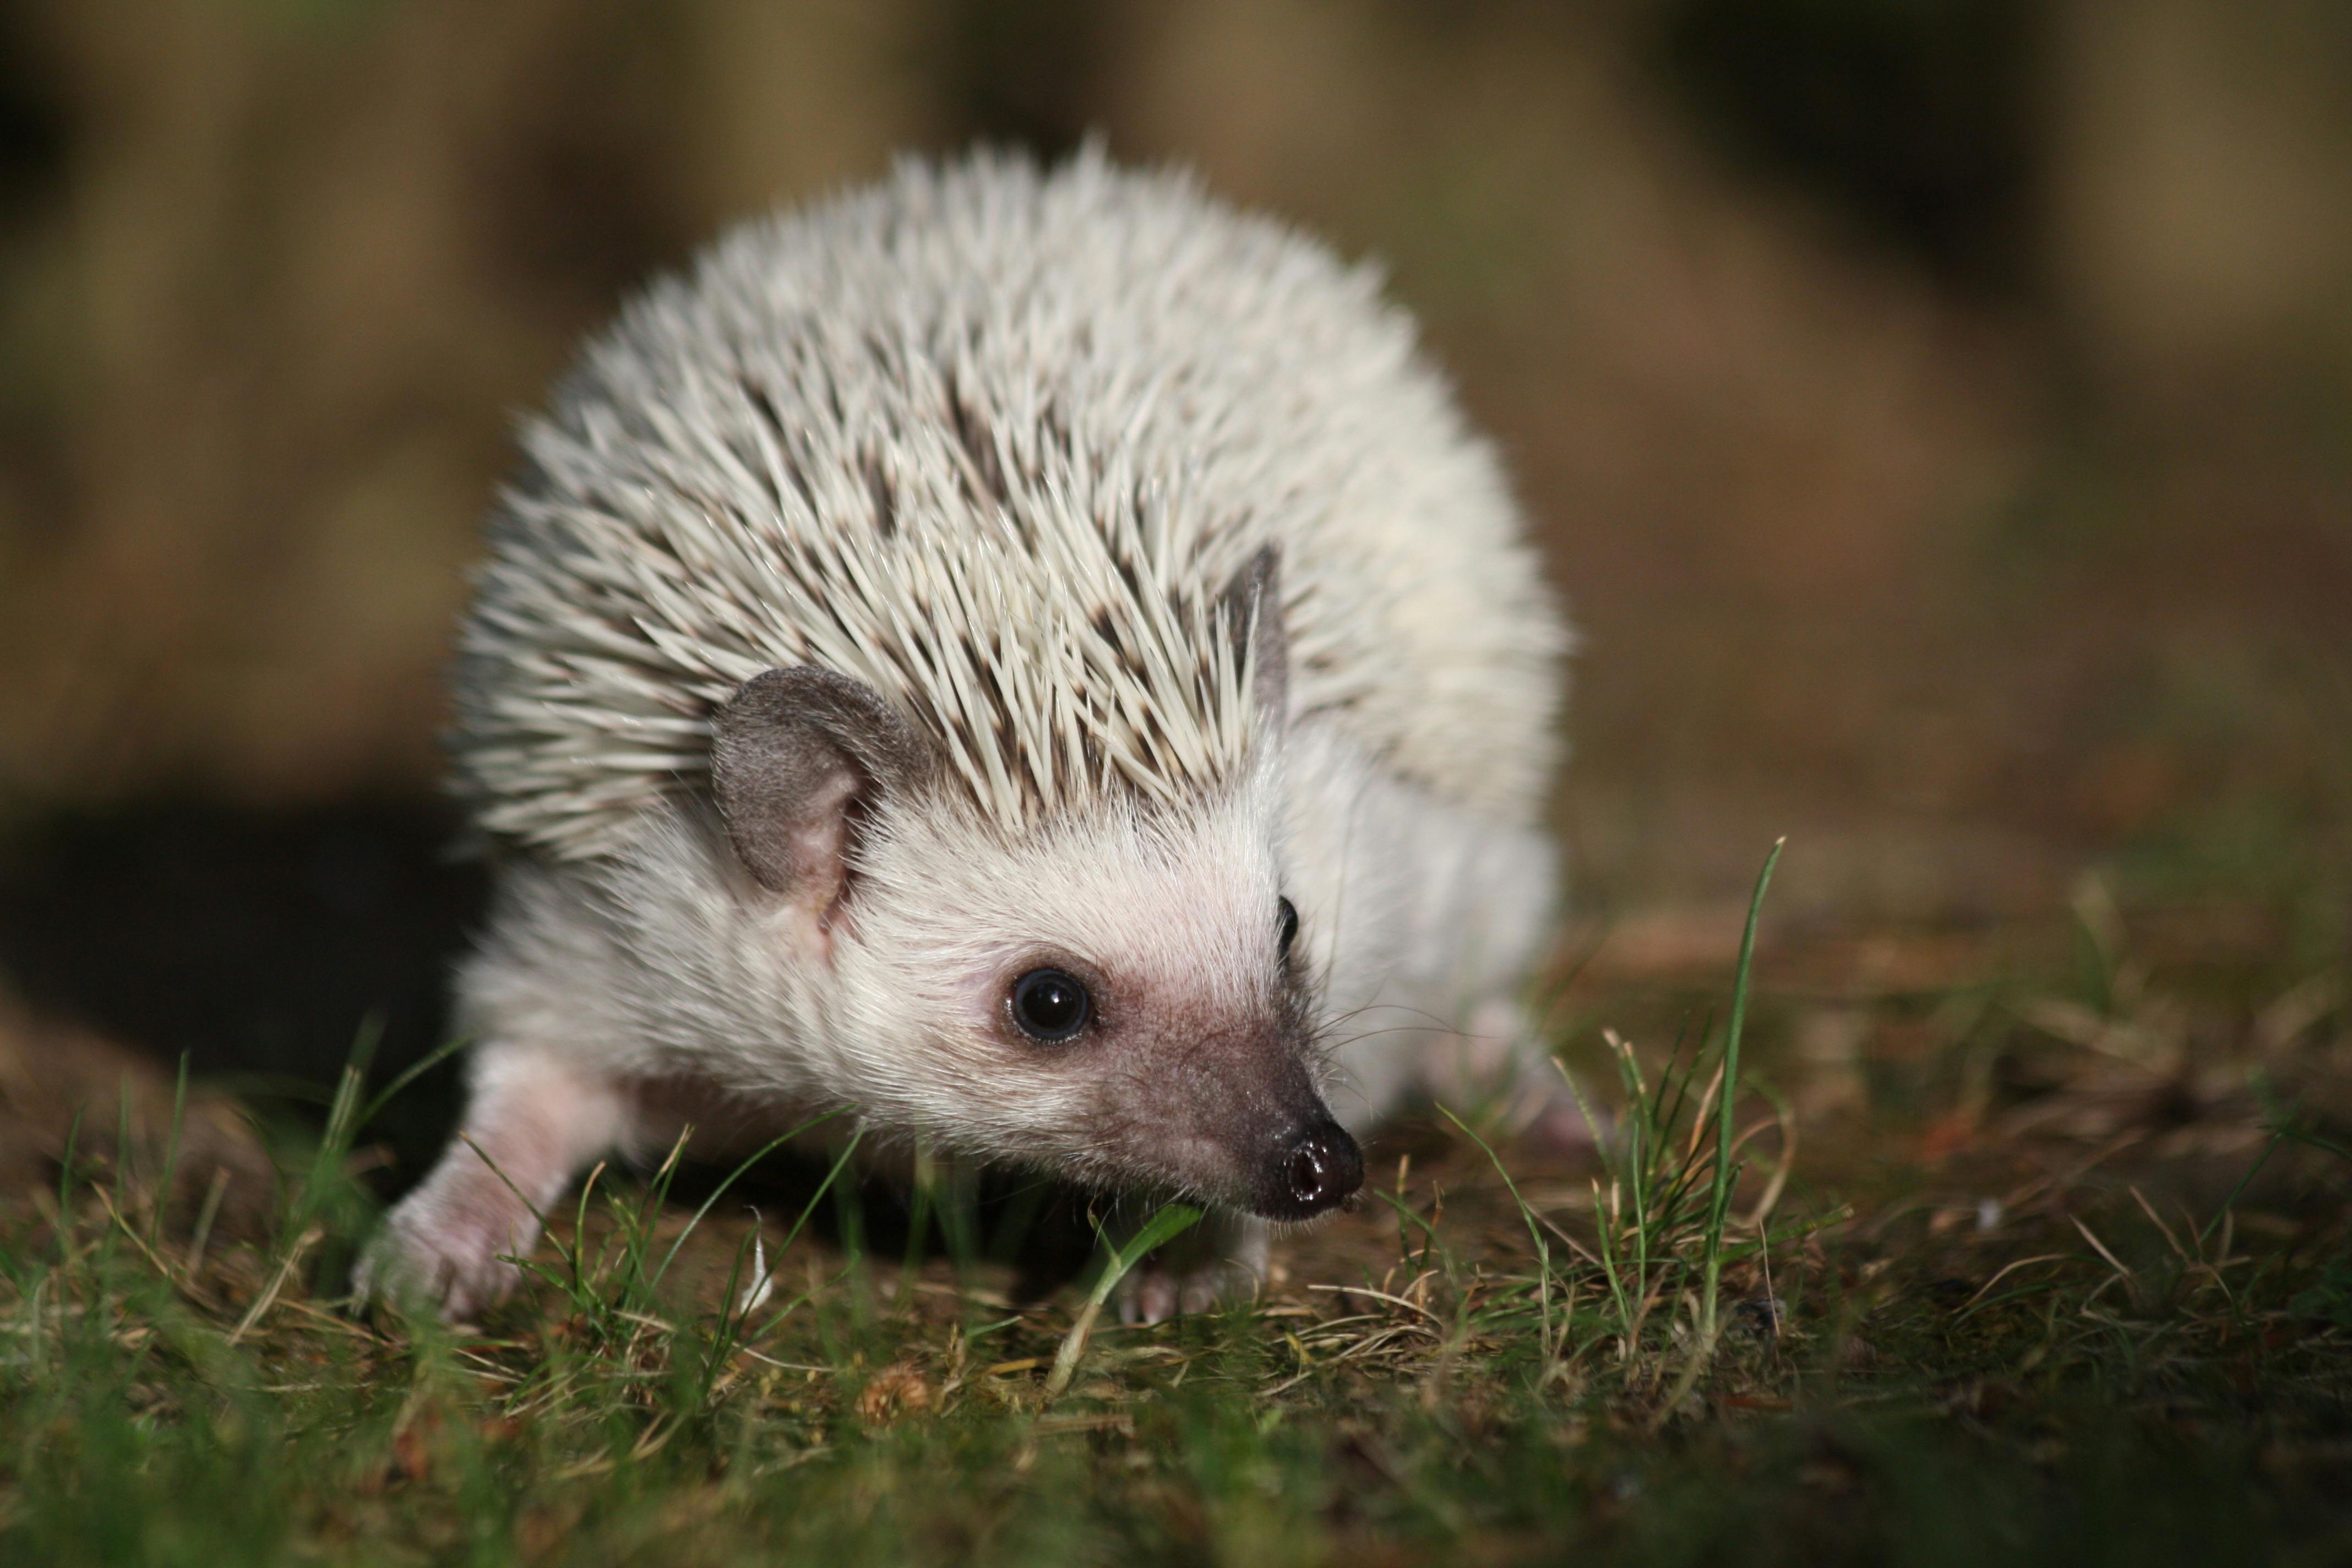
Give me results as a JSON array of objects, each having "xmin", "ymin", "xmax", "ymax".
[
  {"xmin": 1115, "ymin": 1257, "xmax": 1254, "ymax": 1324},
  {"xmin": 1113, "ymin": 1214, "xmax": 1269, "ymax": 1324},
  {"xmin": 356, "ymin": 1185, "xmax": 540, "ymax": 1322}
]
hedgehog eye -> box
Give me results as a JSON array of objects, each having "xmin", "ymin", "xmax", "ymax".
[
  {"xmin": 1277, "ymin": 896, "xmax": 1299, "ymax": 958},
  {"xmin": 1009, "ymin": 968, "xmax": 1092, "ymax": 1043}
]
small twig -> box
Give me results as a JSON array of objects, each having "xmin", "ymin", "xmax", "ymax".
[
  {"xmin": 184, "ymin": 1166, "xmax": 231, "ymax": 1280},
  {"xmin": 1742, "ymin": 1093, "xmax": 1798, "ymax": 1232},
  {"xmin": 1303, "ymin": 1282, "xmax": 1446, "ymax": 1324},
  {"xmin": 231, "ymin": 1227, "xmax": 322, "ymax": 1343},
  {"xmin": 1958, "ymin": 1254, "xmax": 2072, "ymax": 1313},
  {"xmin": 733, "ymin": 1346, "xmax": 833, "ymax": 1375},
  {"xmin": 1701, "ymin": 837, "xmax": 1784, "ymax": 1347},
  {"xmin": 2128, "ymin": 1185, "xmax": 2188, "ymax": 1262},
  {"xmin": 89, "ymin": 1186, "xmax": 211, "ymax": 1306},
  {"xmin": 2071, "ymin": 1215, "xmax": 2134, "ymax": 1291},
  {"xmin": 279, "ymin": 1297, "xmax": 383, "ymax": 1343}
]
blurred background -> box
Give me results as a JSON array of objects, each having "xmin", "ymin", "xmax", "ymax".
[{"xmin": 0, "ymin": 0, "xmax": 2344, "ymax": 1167}]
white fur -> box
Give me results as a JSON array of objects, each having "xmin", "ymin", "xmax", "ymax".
[{"xmin": 369, "ymin": 150, "xmax": 1571, "ymax": 1318}]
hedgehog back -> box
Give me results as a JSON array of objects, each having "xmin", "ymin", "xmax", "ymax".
[{"xmin": 453, "ymin": 150, "xmax": 1567, "ymax": 860}]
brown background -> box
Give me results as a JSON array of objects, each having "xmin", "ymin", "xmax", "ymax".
[{"xmin": 0, "ymin": 0, "xmax": 2344, "ymax": 1095}]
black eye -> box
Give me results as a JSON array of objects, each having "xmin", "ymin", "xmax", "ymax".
[
  {"xmin": 1010, "ymin": 968, "xmax": 1092, "ymax": 1043},
  {"xmin": 1277, "ymin": 896, "xmax": 1299, "ymax": 958}
]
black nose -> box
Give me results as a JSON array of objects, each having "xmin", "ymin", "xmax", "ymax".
[{"xmin": 1257, "ymin": 1120, "xmax": 1363, "ymax": 1221}]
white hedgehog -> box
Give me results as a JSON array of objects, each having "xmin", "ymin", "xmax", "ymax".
[{"xmin": 366, "ymin": 148, "xmax": 1571, "ymax": 1320}]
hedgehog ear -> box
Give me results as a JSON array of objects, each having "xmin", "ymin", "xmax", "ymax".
[
  {"xmin": 710, "ymin": 667, "xmax": 933, "ymax": 923},
  {"xmin": 1224, "ymin": 546, "xmax": 1289, "ymax": 732}
]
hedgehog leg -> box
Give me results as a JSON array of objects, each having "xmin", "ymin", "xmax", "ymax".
[
  {"xmin": 358, "ymin": 1044, "xmax": 630, "ymax": 1320},
  {"xmin": 1116, "ymin": 1211, "xmax": 1269, "ymax": 1325},
  {"xmin": 1447, "ymin": 995, "xmax": 1592, "ymax": 1156},
  {"xmin": 1404, "ymin": 817, "xmax": 1586, "ymax": 1152}
]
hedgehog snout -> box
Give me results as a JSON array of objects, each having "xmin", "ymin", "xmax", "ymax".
[{"xmin": 1251, "ymin": 1119, "xmax": 1363, "ymax": 1221}]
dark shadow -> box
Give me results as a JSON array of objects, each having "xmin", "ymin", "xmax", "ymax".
[
  {"xmin": 932, "ymin": 0, "xmax": 1117, "ymax": 160},
  {"xmin": 1651, "ymin": 0, "xmax": 2041, "ymax": 296},
  {"xmin": 0, "ymin": 797, "xmax": 488, "ymax": 1162},
  {"xmin": 661, "ymin": 1151, "xmax": 1108, "ymax": 1304}
]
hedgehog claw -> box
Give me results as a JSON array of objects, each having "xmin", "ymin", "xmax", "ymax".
[
  {"xmin": 1114, "ymin": 1259, "xmax": 1259, "ymax": 1324},
  {"xmin": 357, "ymin": 1191, "xmax": 532, "ymax": 1322},
  {"xmin": 1120, "ymin": 1270, "xmax": 1180, "ymax": 1326},
  {"xmin": 1112, "ymin": 1214, "xmax": 1270, "ymax": 1324}
]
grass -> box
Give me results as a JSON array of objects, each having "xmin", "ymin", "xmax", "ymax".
[{"xmin": 3, "ymin": 848, "xmax": 2350, "ymax": 1564}]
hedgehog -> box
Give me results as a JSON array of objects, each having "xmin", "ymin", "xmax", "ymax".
[{"xmin": 362, "ymin": 147, "xmax": 1571, "ymax": 1321}]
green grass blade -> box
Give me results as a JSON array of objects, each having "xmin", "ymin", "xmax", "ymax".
[
  {"xmin": 649, "ymin": 1107, "xmax": 852, "ymax": 1291},
  {"xmin": 747, "ymin": 1128, "xmax": 868, "ymax": 1343},
  {"xmin": 355, "ymin": 1033, "xmax": 472, "ymax": 1134},
  {"xmin": 1701, "ymin": 837, "xmax": 1783, "ymax": 1346},
  {"xmin": 1438, "ymin": 1103, "xmax": 1559, "ymax": 1371},
  {"xmin": 1042, "ymin": 1201, "xmax": 1202, "ymax": 1401}
]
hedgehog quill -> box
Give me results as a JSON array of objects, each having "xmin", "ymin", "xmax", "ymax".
[{"xmin": 362, "ymin": 149, "xmax": 1571, "ymax": 1322}]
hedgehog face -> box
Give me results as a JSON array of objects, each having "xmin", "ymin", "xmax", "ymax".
[
  {"xmin": 705, "ymin": 660, "xmax": 1359, "ymax": 1218},
  {"xmin": 696, "ymin": 544, "xmax": 1362, "ymax": 1218},
  {"xmin": 835, "ymin": 772, "xmax": 1363, "ymax": 1221}
]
